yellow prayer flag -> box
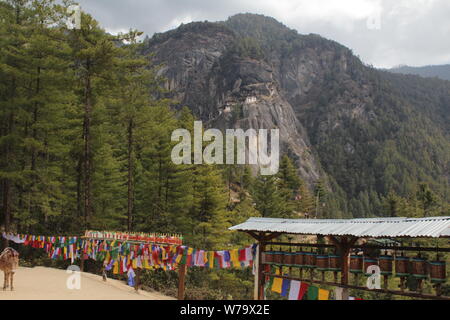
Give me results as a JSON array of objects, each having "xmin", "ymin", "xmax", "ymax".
[
  {"xmin": 113, "ymin": 261, "xmax": 119, "ymax": 274},
  {"xmin": 132, "ymin": 258, "xmax": 137, "ymax": 269},
  {"xmin": 230, "ymin": 249, "xmax": 239, "ymax": 268},
  {"xmin": 318, "ymin": 289, "xmax": 330, "ymax": 300},
  {"xmin": 144, "ymin": 257, "xmax": 150, "ymax": 269},
  {"xmin": 271, "ymin": 277, "xmax": 283, "ymax": 294},
  {"xmin": 208, "ymin": 251, "xmax": 215, "ymax": 269}
]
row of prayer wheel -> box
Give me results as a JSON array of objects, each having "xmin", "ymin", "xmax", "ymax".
[
  {"xmin": 263, "ymin": 251, "xmax": 446, "ymax": 283},
  {"xmin": 349, "ymin": 255, "xmax": 446, "ymax": 283},
  {"xmin": 263, "ymin": 251, "xmax": 341, "ymax": 271}
]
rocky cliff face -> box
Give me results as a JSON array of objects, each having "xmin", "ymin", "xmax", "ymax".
[
  {"xmin": 143, "ymin": 14, "xmax": 450, "ymax": 216},
  {"xmin": 145, "ymin": 21, "xmax": 322, "ymax": 183}
]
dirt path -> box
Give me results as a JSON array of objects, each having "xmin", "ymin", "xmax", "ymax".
[{"xmin": 0, "ymin": 266, "xmax": 174, "ymax": 300}]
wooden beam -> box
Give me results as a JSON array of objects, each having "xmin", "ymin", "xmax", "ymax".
[
  {"xmin": 265, "ymin": 241, "xmax": 450, "ymax": 252},
  {"xmin": 267, "ymin": 242, "xmax": 336, "ymax": 248},
  {"xmin": 245, "ymin": 231, "xmax": 261, "ymax": 241},
  {"xmin": 262, "ymin": 233, "xmax": 282, "ymax": 242},
  {"xmin": 326, "ymin": 236, "xmax": 340, "ymax": 247}
]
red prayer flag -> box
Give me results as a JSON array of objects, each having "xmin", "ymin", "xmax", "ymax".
[
  {"xmin": 239, "ymin": 249, "xmax": 246, "ymax": 261},
  {"xmin": 298, "ymin": 282, "xmax": 309, "ymax": 300}
]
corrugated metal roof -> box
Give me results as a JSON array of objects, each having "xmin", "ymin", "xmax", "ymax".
[{"xmin": 229, "ymin": 217, "xmax": 450, "ymax": 238}]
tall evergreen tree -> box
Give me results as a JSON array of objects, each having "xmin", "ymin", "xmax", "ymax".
[
  {"xmin": 67, "ymin": 12, "xmax": 119, "ymax": 228},
  {"xmin": 252, "ymin": 175, "xmax": 292, "ymax": 218},
  {"xmin": 277, "ymin": 155, "xmax": 301, "ymax": 196}
]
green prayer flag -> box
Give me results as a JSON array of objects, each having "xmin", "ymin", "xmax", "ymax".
[
  {"xmin": 266, "ymin": 276, "xmax": 274, "ymax": 291},
  {"xmin": 180, "ymin": 249, "xmax": 188, "ymax": 265},
  {"xmin": 307, "ymin": 285, "xmax": 319, "ymax": 300}
]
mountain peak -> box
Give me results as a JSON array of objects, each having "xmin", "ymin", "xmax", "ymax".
[{"xmin": 223, "ymin": 13, "xmax": 298, "ymax": 41}]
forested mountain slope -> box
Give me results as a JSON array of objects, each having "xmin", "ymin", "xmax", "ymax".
[
  {"xmin": 143, "ymin": 13, "xmax": 450, "ymax": 218},
  {"xmin": 389, "ymin": 64, "xmax": 450, "ymax": 81}
]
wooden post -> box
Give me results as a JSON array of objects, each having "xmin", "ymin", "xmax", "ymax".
[
  {"xmin": 178, "ymin": 264, "xmax": 187, "ymax": 300},
  {"xmin": 245, "ymin": 232, "xmax": 280, "ymax": 301},
  {"xmin": 135, "ymin": 268, "xmax": 141, "ymax": 291},
  {"xmin": 253, "ymin": 243, "xmax": 260, "ymax": 300},
  {"xmin": 340, "ymin": 243, "xmax": 350, "ymax": 301},
  {"xmin": 80, "ymin": 253, "xmax": 85, "ymax": 272},
  {"xmin": 400, "ymin": 277, "xmax": 405, "ymax": 292},
  {"xmin": 435, "ymin": 283, "xmax": 442, "ymax": 296},
  {"xmin": 341, "ymin": 246, "xmax": 350, "ymax": 285},
  {"xmin": 258, "ymin": 238, "xmax": 266, "ymax": 300},
  {"xmin": 102, "ymin": 265, "xmax": 107, "ymax": 282},
  {"xmin": 327, "ymin": 236, "xmax": 359, "ymax": 300},
  {"xmin": 383, "ymin": 275, "xmax": 388, "ymax": 289}
]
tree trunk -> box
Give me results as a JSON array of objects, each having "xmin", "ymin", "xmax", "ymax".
[
  {"xmin": 76, "ymin": 155, "xmax": 83, "ymax": 219},
  {"xmin": 127, "ymin": 118, "xmax": 134, "ymax": 231},
  {"xmin": 83, "ymin": 65, "xmax": 93, "ymax": 228},
  {"xmin": 2, "ymin": 179, "xmax": 11, "ymax": 249},
  {"xmin": 2, "ymin": 79, "xmax": 15, "ymax": 248},
  {"xmin": 31, "ymin": 66, "xmax": 41, "ymax": 172}
]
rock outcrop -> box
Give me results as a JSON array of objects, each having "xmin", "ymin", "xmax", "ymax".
[{"xmin": 143, "ymin": 14, "xmax": 450, "ymax": 216}]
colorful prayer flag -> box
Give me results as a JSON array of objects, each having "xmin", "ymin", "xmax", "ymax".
[
  {"xmin": 318, "ymin": 288, "xmax": 330, "ymax": 300},
  {"xmin": 307, "ymin": 285, "xmax": 319, "ymax": 300},
  {"xmin": 271, "ymin": 277, "xmax": 283, "ymax": 294}
]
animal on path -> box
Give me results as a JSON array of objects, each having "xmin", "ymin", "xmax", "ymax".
[{"xmin": 0, "ymin": 247, "xmax": 19, "ymax": 291}]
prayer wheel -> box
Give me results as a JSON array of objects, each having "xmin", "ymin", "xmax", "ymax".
[
  {"xmin": 304, "ymin": 252, "xmax": 317, "ymax": 269},
  {"xmin": 429, "ymin": 260, "xmax": 446, "ymax": 284},
  {"xmin": 294, "ymin": 251, "xmax": 305, "ymax": 267},
  {"xmin": 263, "ymin": 251, "xmax": 273, "ymax": 264},
  {"xmin": 378, "ymin": 255, "xmax": 393, "ymax": 276},
  {"xmin": 316, "ymin": 255, "xmax": 329, "ymax": 272},
  {"xmin": 283, "ymin": 252, "xmax": 295, "ymax": 266},
  {"xmin": 364, "ymin": 257, "xmax": 378, "ymax": 276},
  {"xmin": 395, "ymin": 256, "xmax": 410, "ymax": 277},
  {"xmin": 411, "ymin": 257, "xmax": 428, "ymax": 279},
  {"xmin": 329, "ymin": 255, "xmax": 341, "ymax": 272},
  {"xmin": 350, "ymin": 255, "xmax": 363, "ymax": 274},
  {"xmin": 272, "ymin": 251, "xmax": 282, "ymax": 265}
]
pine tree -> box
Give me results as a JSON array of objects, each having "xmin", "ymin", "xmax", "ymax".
[
  {"xmin": 189, "ymin": 163, "xmax": 230, "ymax": 250},
  {"xmin": 67, "ymin": 12, "xmax": 120, "ymax": 228},
  {"xmin": 295, "ymin": 181, "xmax": 315, "ymax": 217},
  {"xmin": 313, "ymin": 179, "xmax": 327, "ymax": 218},
  {"xmin": 416, "ymin": 183, "xmax": 439, "ymax": 217},
  {"xmin": 252, "ymin": 175, "xmax": 292, "ymax": 218},
  {"xmin": 0, "ymin": 0, "xmax": 30, "ymax": 242},
  {"xmin": 277, "ymin": 155, "xmax": 301, "ymax": 196},
  {"xmin": 107, "ymin": 29, "xmax": 165, "ymax": 231}
]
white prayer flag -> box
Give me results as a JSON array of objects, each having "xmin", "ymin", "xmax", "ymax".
[{"xmin": 288, "ymin": 280, "xmax": 301, "ymax": 300}]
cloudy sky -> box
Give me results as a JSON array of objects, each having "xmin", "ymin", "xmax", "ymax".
[{"xmin": 76, "ymin": 0, "xmax": 450, "ymax": 68}]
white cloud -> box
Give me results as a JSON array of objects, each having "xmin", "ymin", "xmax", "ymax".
[
  {"xmin": 164, "ymin": 15, "xmax": 195, "ymax": 31},
  {"xmin": 76, "ymin": 0, "xmax": 450, "ymax": 68}
]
